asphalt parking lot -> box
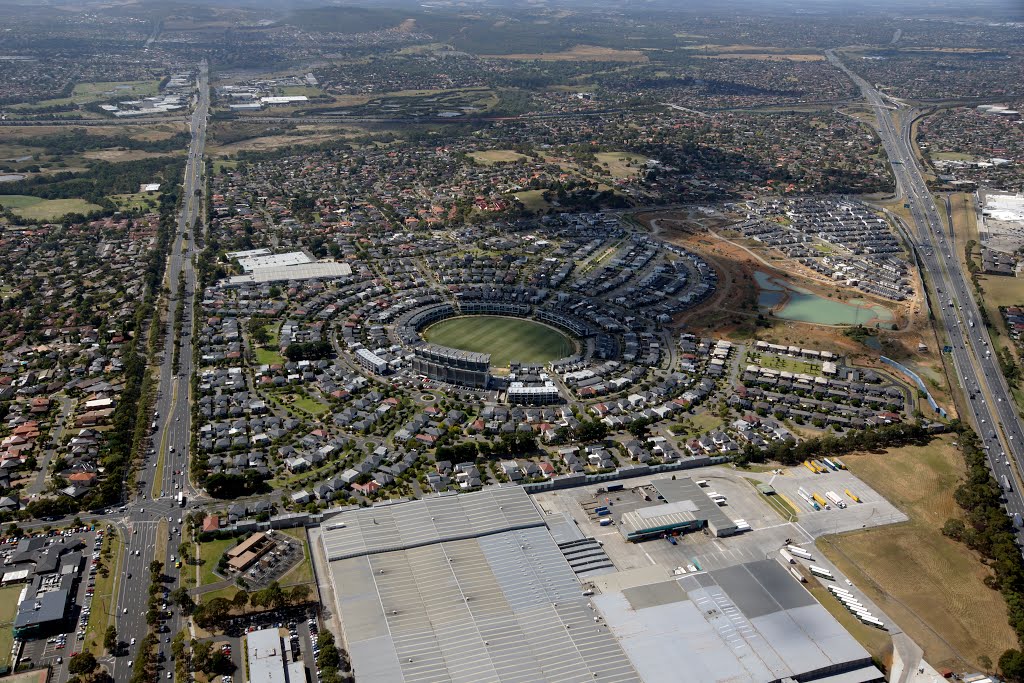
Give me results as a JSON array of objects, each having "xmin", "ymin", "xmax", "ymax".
[
  {"xmin": 12, "ymin": 526, "xmax": 104, "ymax": 683},
  {"xmin": 532, "ymin": 464, "xmax": 908, "ymax": 579},
  {"xmin": 748, "ymin": 465, "xmax": 908, "ymax": 537}
]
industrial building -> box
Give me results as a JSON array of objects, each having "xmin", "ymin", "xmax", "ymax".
[
  {"xmin": 594, "ymin": 560, "xmax": 883, "ymax": 683},
  {"xmin": 319, "ymin": 486, "xmax": 883, "ymax": 683},
  {"xmin": 247, "ymin": 628, "xmax": 306, "ymax": 683},
  {"xmin": 618, "ymin": 478, "xmax": 739, "ymax": 541}
]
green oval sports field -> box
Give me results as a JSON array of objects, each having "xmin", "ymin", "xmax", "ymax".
[{"xmin": 422, "ymin": 315, "xmax": 575, "ymax": 367}]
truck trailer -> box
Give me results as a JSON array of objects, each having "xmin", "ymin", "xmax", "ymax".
[
  {"xmin": 825, "ymin": 491, "xmax": 847, "ymax": 509},
  {"xmin": 811, "ymin": 493, "xmax": 831, "ymax": 509},
  {"xmin": 786, "ymin": 545, "xmax": 813, "ymax": 560},
  {"xmin": 843, "ymin": 488, "xmax": 861, "ymax": 503}
]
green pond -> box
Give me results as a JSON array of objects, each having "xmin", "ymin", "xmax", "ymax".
[{"xmin": 755, "ymin": 271, "xmax": 894, "ymax": 326}]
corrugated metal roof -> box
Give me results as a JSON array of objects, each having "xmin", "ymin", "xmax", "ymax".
[{"xmin": 321, "ymin": 487, "xmax": 545, "ymax": 561}]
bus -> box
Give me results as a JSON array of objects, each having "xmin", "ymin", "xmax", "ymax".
[{"xmin": 177, "ymin": 492, "xmax": 185, "ymax": 507}]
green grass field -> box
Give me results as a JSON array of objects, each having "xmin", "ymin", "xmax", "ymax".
[
  {"xmin": 423, "ymin": 315, "xmax": 575, "ymax": 367},
  {"xmin": 0, "ymin": 195, "xmax": 102, "ymax": 220},
  {"xmin": 0, "ymin": 583, "xmax": 22, "ymax": 667},
  {"xmin": 198, "ymin": 537, "xmax": 238, "ymax": 586}
]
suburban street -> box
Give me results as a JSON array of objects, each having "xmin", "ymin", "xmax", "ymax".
[
  {"xmin": 829, "ymin": 51, "xmax": 1024, "ymax": 528},
  {"xmin": 106, "ymin": 60, "xmax": 209, "ymax": 683}
]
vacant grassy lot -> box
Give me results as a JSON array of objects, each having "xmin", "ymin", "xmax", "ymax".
[
  {"xmin": 818, "ymin": 435, "xmax": 1015, "ymax": 670},
  {"xmin": 469, "ymin": 150, "xmax": 528, "ymax": 165},
  {"xmin": 255, "ymin": 347, "xmax": 285, "ymax": 366},
  {"xmin": 594, "ymin": 152, "xmax": 647, "ymax": 179},
  {"xmin": 198, "ymin": 537, "xmax": 239, "ymax": 586},
  {"xmin": 0, "ymin": 583, "xmax": 23, "ymax": 667},
  {"xmin": 286, "ymin": 393, "xmax": 328, "ymax": 417},
  {"xmin": 423, "ymin": 315, "xmax": 575, "ymax": 367},
  {"xmin": 12, "ymin": 80, "xmax": 160, "ymax": 110},
  {"xmin": 0, "ymin": 195, "xmax": 102, "ymax": 220},
  {"xmin": 694, "ymin": 53, "xmax": 825, "ymax": 61},
  {"xmin": 481, "ymin": 45, "xmax": 647, "ymax": 62},
  {"xmin": 511, "ymin": 189, "xmax": 550, "ymax": 213},
  {"xmin": 111, "ymin": 192, "xmax": 160, "ymax": 212}
]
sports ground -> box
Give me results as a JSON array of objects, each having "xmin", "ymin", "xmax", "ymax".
[{"xmin": 423, "ymin": 315, "xmax": 575, "ymax": 367}]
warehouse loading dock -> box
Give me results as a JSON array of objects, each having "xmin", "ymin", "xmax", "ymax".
[{"xmin": 618, "ymin": 477, "xmax": 740, "ymax": 541}]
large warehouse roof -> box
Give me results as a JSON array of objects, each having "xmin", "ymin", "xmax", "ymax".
[
  {"xmin": 593, "ymin": 560, "xmax": 882, "ymax": 683},
  {"xmin": 320, "ymin": 487, "xmax": 545, "ymax": 561},
  {"xmin": 228, "ymin": 261, "xmax": 352, "ymax": 285},
  {"xmin": 330, "ymin": 525, "xmax": 642, "ymax": 683}
]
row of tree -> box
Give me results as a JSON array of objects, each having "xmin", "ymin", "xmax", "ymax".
[{"xmin": 940, "ymin": 428, "xmax": 1024, "ymax": 680}]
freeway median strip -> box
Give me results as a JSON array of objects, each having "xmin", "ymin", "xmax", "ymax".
[{"xmin": 151, "ymin": 378, "xmax": 180, "ymax": 499}]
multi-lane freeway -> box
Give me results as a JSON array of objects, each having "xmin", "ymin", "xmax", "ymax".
[
  {"xmin": 828, "ymin": 51, "xmax": 1024, "ymax": 527},
  {"xmin": 108, "ymin": 60, "xmax": 209, "ymax": 682}
]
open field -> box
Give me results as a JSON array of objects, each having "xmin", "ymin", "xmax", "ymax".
[
  {"xmin": 481, "ymin": 45, "xmax": 648, "ymax": 62},
  {"xmin": 693, "ymin": 53, "xmax": 824, "ymax": 61},
  {"xmin": 198, "ymin": 537, "xmax": 238, "ymax": 586},
  {"xmin": 931, "ymin": 152, "xmax": 977, "ymax": 162},
  {"xmin": 111, "ymin": 192, "xmax": 160, "ymax": 212},
  {"xmin": 818, "ymin": 435, "xmax": 1015, "ymax": 670},
  {"xmin": 82, "ymin": 149, "xmax": 177, "ymax": 162},
  {"xmin": 469, "ymin": 150, "xmax": 528, "ymax": 165},
  {"xmin": 511, "ymin": 189, "xmax": 550, "ymax": 213},
  {"xmin": 254, "ymin": 347, "xmax": 285, "ymax": 366},
  {"xmin": 12, "ymin": 80, "xmax": 160, "ymax": 110},
  {"xmin": 0, "ymin": 195, "xmax": 102, "ymax": 220},
  {"xmin": 594, "ymin": 152, "xmax": 647, "ymax": 179},
  {"xmin": 0, "ymin": 583, "xmax": 22, "ymax": 668},
  {"xmin": 285, "ymin": 392, "xmax": 329, "ymax": 417},
  {"xmin": 423, "ymin": 315, "xmax": 575, "ymax": 367}
]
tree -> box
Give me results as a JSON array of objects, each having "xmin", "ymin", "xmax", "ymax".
[
  {"xmin": 1001, "ymin": 649, "xmax": 1024, "ymax": 682},
  {"xmin": 103, "ymin": 625, "xmax": 117, "ymax": 653},
  {"xmin": 289, "ymin": 584, "xmax": 311, "ymax": 604},
  {"xmin": 233, "ymin": 589, "xmax": 249, "ymax": 612},
  {"xmin": 170, "ymin": 587, "xmax": 195, "ymax": 615},
  {"xmin": 149, "ymin": 560, "xmax": 163, "ymax": 575},
  {"xmin": 68, "ymin": 652, "xmax": 98, "ymax": 675}
]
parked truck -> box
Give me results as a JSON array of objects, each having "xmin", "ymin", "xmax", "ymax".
[
  {"xmin": 832, "ymin": 458, "xmax": 847, "ymax": 470},
  {"xmin": 812, "ymin": 493, "xmax": 831, "ymax": 509},
  {"xmin": 797, "ymin": 487, "xmax": 820, "ymax": 511},
  {"xmin": 803, "ymin": 460, "xmax": 819, "ymax": 474},
  {"xmin": 843, "ymin": 488, "xmax": 861, "ymax": 503},
  {"xmin": 822, "ymin": 458, "xmax": 839, "ymax": 471},
  {"xmin": 789, "ymin": 567, "xmax": 807, "ymax": 583},
  {"xmin": 825, "ymin": 491, "xmax": 847, "ymax": 509},
  {"xmin": 811, "ymin": 459, "xmax": 829, "ymax": 473},
  {"xmin": 779, "ymin": 549, "xmax": 795, "ymax": 564}
]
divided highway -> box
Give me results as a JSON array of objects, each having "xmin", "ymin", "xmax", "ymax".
[
  {"xmin": 828, "ymin": 51, "xmax": 1024, "ymax": 529},
  {"xmin": 109, "ymin": 60, "xmax": 208, "ymax": 682}
]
